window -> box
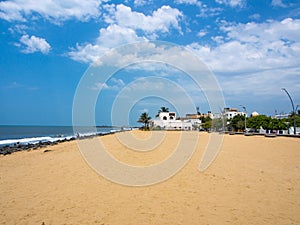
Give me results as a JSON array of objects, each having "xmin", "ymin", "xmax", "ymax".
[
  {"xmin": 163, "ymin": 116, "xmax": 167, "ymax": 120},
  {"xmin": 170, "ymin": 116, "xmax": 174, "ymax": 120}
]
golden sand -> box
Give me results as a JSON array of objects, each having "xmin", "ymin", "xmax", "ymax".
[{"xmin": 0, "ymin": 131, "xmax": 300, "ymax": 224}]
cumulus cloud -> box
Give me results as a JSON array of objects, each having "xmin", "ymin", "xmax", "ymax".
[
  {"xmin": 187, "ymin": 18, "xmax": 300, "ymax": 97},
  {"xmin": 69, "ymin": 4, "xmax": 183, "ymax": 63},
  {"xmin": 104, "ymin": 4, "xmax": 182, "ymax": 34},
  {"xmin": 19, "ymin": 34, "xmax": 51, "ymax": 54},
  {"xmin": 68, "ymin": 24, "xmax": 147, "ymax": 63},
  {"xmin": 0, "ymin": 0, "xmax": 101, "ymax": 23},
  {"xmin": 189, "ymin": 18, "xmax": 300, "ymax": 73}
]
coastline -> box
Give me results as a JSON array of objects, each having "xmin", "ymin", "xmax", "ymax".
[
  {"xmin": 0, "ymin": 131, "xmax": 300, "ymax": 224},
  {"xmin": 0, "ymin": 126, "xmax": 127, "ymax": 155}
]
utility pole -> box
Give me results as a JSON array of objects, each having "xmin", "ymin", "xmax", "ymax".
[
  {"xmin": 240, "ymin": 105, "xmax": 247, "ymax": 133},
  {"xmin": 281, "ymin": 88, "xmax": 296, "ymax": 135}
]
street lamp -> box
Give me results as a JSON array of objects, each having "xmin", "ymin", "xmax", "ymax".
[
  {"xmin": 281, "ymin": 88, "xmax": 296, "ymax": 135},
  {"xmin": 240, "ymin": 105, "xmax": 247, "ymax": 133},
  {"xmin": 296, "ymin": 104, "xmax": 300, "ymax": 114}
]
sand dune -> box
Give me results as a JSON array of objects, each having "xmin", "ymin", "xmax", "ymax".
[{"xmin": 0, "ymin": 131, "xmax": 299, "ymax": 224}]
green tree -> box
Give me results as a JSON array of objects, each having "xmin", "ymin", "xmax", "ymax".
[
  {"xmin": 201, "ymin": 120, "xmax": 212, "ymax": 131},
  {"xmin": 156, "ymin": 106, "xmax": 169, "ymax": 117},
  {"xmin": 288, "ymin": 115, "xmax": 300, "ymax": 126},
  {"xmin": 199, "ymin": 116, "xmax": 212, "ymax": 131},
  {"xmin": 247, "ymin": 115, "xmax": 289, "ymax": 131},
  {"xmin": 228, "ymin": 115, "xmax": 245, "ymax": 131},
  {"xmin": 247, "ymin": 115, "xmax": 270, "ymax": 131},
  {"xmin": 138, "ymin": 112, "xmax": 151, "ymax": 130},
  {"xmin": 199, "ymin": 115, "xmax": 212, "ymax": 123}
]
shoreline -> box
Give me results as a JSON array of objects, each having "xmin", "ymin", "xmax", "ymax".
[
  {"xmin": 1, "ymin": 129, "xmax": 299, "ymax": 156},
  {"xmin": 0, "ymin": 130, "xmax": 121, "ymax": 155}
]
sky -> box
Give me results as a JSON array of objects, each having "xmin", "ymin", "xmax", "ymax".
[{"xmin": 0, "ymin": 0, "xmax": 300, "ymax": 126}]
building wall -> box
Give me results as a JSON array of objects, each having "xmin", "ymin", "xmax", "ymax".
[
  {"xmin": 152, "ymin": 112, "xmax": 192, "ymax": 130},
  {"xmin": 224, "ymin": 111, "xmax": 247, "ymax": 120}
]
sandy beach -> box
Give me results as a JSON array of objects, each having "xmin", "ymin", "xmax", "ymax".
[{"xmin": 0, "ymin": 131, "xmax": 300, "ymax": 225}]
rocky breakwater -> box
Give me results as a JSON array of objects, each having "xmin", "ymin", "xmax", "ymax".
[
  {"xmin": 0, "ymin": 131, "xmax": 120, "ymax": 156},
  {"xmin": 0, "ymin": 137, "xmax": 76, "ymax": 155}
]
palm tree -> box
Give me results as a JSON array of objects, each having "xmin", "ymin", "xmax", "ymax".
[
  {"xmin": 156, "ymin": 106, "xmax": 169, "ymax": 117},
  {"xmin": 138, "ymin": 112, "xmax": 151, "ymax": 130}
]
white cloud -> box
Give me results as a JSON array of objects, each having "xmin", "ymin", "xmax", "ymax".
[
  {"xmin": 219, "ymin": 68, "xmax": 300, "ymax": 98},
  {"xmin": 0, "ymin": 0, "xmax": 101, "ymax": 23},
  {"xmin": 68, "ymin": 43, "xmax": 107, "ymax": 64},
  {"xmin": 197, "ymin": 4, "xmax": 222, "ymax": 18},
  {"xmin": 249, "ymin": 13, "xmax": 260, "ymax": 20},
  {"xmin": 133, "ymin": 0, "xmax": 148, "ymax": 7},
  {"xmin": 68, "ymin": 24, "xmax": 147, "ymax": 63},
  {"xmin": 271, "ymin": 0, "xmax": 287, "ymax": 8},
  {"xmin": 215, "ymin": 0, "xmax": 245, "ymax": 8},
  {"xmin": 187, "ymin": 18, "xmax": 300, "ymax": 98},
  {"xmin": 69, "ymin": 4, "xmax": 183, "ymax": 64},
  {"xmin": 19, "ymin": 34, "xmax": 51, "ymax": 54},
  {"xmin": 8, "ymin": 24, "xmax": 28, "ymax": 34},
  {"xmin": 91, "ymin": 78, "xmax": 125, "ymax": 91},
  {"xmin": 104, "ymin": 4, "xmax": 183, "ymax": 34},
  {"xmin": 91, "ymin": 82, "xmax": 109, "ymax": 91},
  {"xmin": 197, "ymin": 30, "xmax": 207, "ymax": 37},
  {"xmin": 110, "ymin": 78, "xmax": 125, "ymax": 87},
  {"xmin": 211, "ymin": 35, "xmax": 224, "ymax": 43},
  {"xmin": 174, "ymin": 0, "xmax": 201, "ymax": 6},
  {"xmin": 96, "ymin": 24, "xmax": 147, "ymax": 48},
  {"xmin": 188, "ymin": 18, "xmax": 300, "ymax": 73}
]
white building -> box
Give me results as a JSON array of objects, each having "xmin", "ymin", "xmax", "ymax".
[
  {"xmin": 273, "ymin": 114, "xmax": 289, "ymax": 119},
  {"xmin": 223, "ymin": 108, "xmax": 247, "ymax": 120},
  {"xmin": 151, "ymin": 112, "xmax": 193, "ymax": 130}
]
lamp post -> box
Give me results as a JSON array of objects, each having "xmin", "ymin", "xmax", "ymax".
[
  {"xmin": 296, "ymin": 104, "xmax": 300, "ymax": 114},
  {"xmin": 240, "ymin": 105, "xmax": 247, "ymax": 133},
  {"xmin": 281, "ymin": 88, "xmax": 296, "ymax": 135}
]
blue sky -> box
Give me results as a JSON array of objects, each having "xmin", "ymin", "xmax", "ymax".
[{"xmin": 0, "ymin": 0, "xmax": 300, "ymax": 126}]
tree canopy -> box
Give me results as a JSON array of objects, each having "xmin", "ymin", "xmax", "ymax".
[
  {"xmin": 228, "ymin": 114, "xmax": 290, "ymax": 131},
  {"xmin": 138, "ymin": 112, "xmax": 151, "ymax": 130},
  {"xmin": 156, "ymin": 106, "xmax": 169, "ymax": 117}
]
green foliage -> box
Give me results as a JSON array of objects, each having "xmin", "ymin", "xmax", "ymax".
[
  {"xmin": 229, "ymin": 114, "xmax": 290, "ymax": 131},
  {"xmin": 199, "ymin": 116, "xmax": 212, "ymax": 123},
  {"xmin": 228, "ymin": 114, "xmax": 246, "ymax": 131},
  {"xmin": 201, "ymin": 120, "xmax": 212, "ymax": 130},
  {"xmin": 138, "ymin": 112, "xmax": 151, "ymax": 130},
  {"xmin": 247, "ymin": 115, "xmax": 270, "ymax": 130},
  {"xmin": 199, "ymin": 116, "xmax": 212, "ymax": 131},
  {"xmin": 156, "ymin": 106, "xmax": 169, "ymax": 117},
  {"xmin": 285, "ymin": 115, "xmax": 300, "ymax": 127}
]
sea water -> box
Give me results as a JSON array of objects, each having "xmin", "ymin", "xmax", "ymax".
[{"xmin": 0, "ymin": 125, "xmax": 120, "ymax": 146}]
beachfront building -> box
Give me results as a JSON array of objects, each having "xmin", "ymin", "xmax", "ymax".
[
  {"xmin": 273, "ymin": 113, "xmax": 290, "ymax": 119},
  {"xmin": 223, "ymin": 107, "xmax": 247, "ymax": 120},
  {"xmin": 151, "ymin": 112, "xmax": 193, "ymax": 130}
]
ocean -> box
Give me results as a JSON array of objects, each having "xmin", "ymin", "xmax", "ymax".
[{"xmin": 0, "ymin": 125, "xmax": 121, "ymax": 146}]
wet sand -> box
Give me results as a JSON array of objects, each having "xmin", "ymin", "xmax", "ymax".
[{"xmin": 0, "ymin": 131, "xmax": 299, "ymax": 224}]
